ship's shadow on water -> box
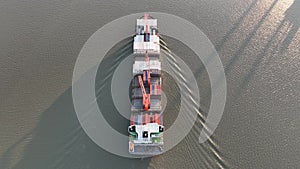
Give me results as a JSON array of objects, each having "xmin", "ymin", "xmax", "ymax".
[{"xmin": 8, "ymin": 38, "xmax": 151, "ymax": 169}]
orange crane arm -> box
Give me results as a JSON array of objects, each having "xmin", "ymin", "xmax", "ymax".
[
  {"xmin": 138, "ymin": 75, "xmax": 150, "ymax": 110},
  {"xmin": 138, "ymin": 75, "xmax": 147, "ymax": 96}
]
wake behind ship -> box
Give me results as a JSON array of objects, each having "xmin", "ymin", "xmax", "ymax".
[{"xmin": 128, "ymin": 14, "xmax": 164, "ymax": 156}]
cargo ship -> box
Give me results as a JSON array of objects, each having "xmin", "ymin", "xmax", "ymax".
[{"xmin": 128, "ymin": 14, "xmax": 164, "ymax": 155}]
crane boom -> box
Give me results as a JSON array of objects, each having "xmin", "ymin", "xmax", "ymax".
[{"xmin": 138, "ymin": 75, "xmax": 150, "ymax": 110}]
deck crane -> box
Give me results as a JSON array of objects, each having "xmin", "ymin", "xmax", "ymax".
[{"xmin": 138, "ymin": 75, "xmax": 150, "ymax": 110}]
